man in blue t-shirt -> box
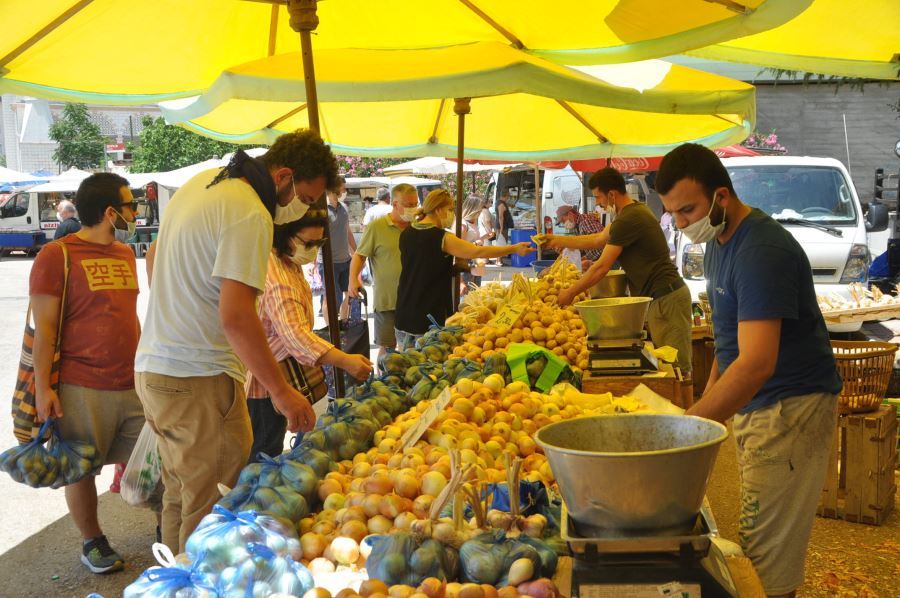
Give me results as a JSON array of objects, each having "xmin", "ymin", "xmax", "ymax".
[{"xmin": 657, "ymin": 144, "xmax": 842, "ymax": 598}]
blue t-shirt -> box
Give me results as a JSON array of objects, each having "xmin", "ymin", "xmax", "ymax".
[{"xmin": 705, "ymin": 209, "xmax": 842, "ymax": 414}]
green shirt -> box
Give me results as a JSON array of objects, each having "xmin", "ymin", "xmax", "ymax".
[
  {"xmin": 356, "ymin": 214, "xmax": 403, "ymax": 312},
  {"xmin": 607, "ymin": 201, "xmax": 684, "ymax": 298}
]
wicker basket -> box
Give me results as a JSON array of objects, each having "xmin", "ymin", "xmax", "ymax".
[{"xmin": 832, "ymin": 341, "xmax": 899, "ymax": 413}]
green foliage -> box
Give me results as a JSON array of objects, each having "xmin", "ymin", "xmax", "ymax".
[
  {"xmin": 0, "ymin": 154, "xmax": 6, "ymax": 167},
  {"xmin": 335, "ymin": 155, "xmax": 406, "ymax": 177},
  {"xmin": 128, "ymin": 116, "xmax": 241, "ymax": 172},
  {"xmin": 48, "ymin": 103, "xmax": 105, "ymax": 169}
]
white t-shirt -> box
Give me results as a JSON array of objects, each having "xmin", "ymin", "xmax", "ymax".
[
  {"xmin": 478, "ymin": 207, "xmax": 495, "ymax": 239},
  {"xmin": 363, "ymin": 203, "xmax": 393, "ymax": 226},
  {"xmin": 135, "ymin": 169, "xmax": 273, "ymax": 382}
]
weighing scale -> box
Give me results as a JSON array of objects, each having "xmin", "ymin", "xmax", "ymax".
[
  {"xmin": 560, "ymin": 501, "xmax": 740, "ymax": 597},
  {"xmin": 586, "ymin": 335, "xmax": 659, "ymax": 375}
]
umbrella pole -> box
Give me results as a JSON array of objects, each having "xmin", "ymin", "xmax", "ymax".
[
  {"xmin": 534, "ymin": 165, "xmax": 542, "ymax": 260},
  {"xmin": 290, "ymin": 0, "xmax": 344, "ymax": 397},
  {"xmin": 453, "ymin": 98, "xmax": 471, "ymax": 310}
]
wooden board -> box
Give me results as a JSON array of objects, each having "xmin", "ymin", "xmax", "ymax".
[{"xmin": 582, "ymin": 364, "xmax": 690, "ymax": 408}]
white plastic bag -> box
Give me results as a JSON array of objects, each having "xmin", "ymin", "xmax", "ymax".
[{"xmin": 121, "ymin": 422, "xmax": 162, "ymax": 506}]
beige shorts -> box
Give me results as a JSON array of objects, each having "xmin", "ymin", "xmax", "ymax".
[
  {"xmin": 646, "ymin": 285, "xmax": 693, "ymax": 375},
  {"xmin": 56, "ymin": 383, "xmax": 146, "ymax": 466},
  {"xmin": 733, "ymin": 392, "xmax": 838, "ymax": 595}
]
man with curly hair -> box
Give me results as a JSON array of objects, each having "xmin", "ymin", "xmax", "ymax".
[{"xmin": 135, "ymin": 129, "xmax": 339, "ymax": 552}]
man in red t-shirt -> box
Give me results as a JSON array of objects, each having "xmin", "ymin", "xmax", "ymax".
[{"xmin": 30, "ymin": 172, "xmax": 145, "ymax": 574}]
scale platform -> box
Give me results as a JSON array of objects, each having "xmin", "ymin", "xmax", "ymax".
[
  {"xmin": 560, "ymin": 501, "xmax": 738, "ymax": 597},
  {"xmin": 586, "ymin": 337, "xmax": 659, "ymax": 376}
]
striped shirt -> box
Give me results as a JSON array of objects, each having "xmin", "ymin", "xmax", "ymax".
[{"xmin": 245, "ymin": 251, "xmax": 333, "ymax": 399}]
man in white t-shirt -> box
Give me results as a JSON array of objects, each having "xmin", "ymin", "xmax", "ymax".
[
  {"xmin": 363, "ymin": 187, "xmax": 394, "ymax": 228},
  {"xmin": 134, "ymin": 130, "xmax": 339, "ymax": 552}
]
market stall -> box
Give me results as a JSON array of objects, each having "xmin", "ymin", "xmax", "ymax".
[{"xmin": 48, "ymin": 257, "xmax": 755, "ymax": 597}]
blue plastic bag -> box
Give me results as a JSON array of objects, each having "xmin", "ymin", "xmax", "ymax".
[
  {"xmin": 216, "ymin": 542, "xmax": 314, "ymax": 598},
  {"xmin": 124, "ymin": 543, "xmax": 218, "ymax": 598}
]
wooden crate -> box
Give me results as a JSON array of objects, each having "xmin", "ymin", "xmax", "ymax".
[
  {"xmin": 582, "ymin": 363, "xmax": 692, "ymax": 409},
  {"xmin": 818, "ymin": 403, "xmax": 897, "ymax": 525}
]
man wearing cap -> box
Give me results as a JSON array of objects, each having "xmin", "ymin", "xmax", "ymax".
[
  {"xmin": 555, "ymin": 205, "xmax": 604, "ymax": 264},
  {"xmin": 548, "ymin": 167, "xmax": 693, "ymax": 375}
]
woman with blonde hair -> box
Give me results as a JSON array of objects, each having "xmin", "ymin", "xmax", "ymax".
[{"xmin": 394, "ymin": 189, "xmax": 532, "ymax": 349}]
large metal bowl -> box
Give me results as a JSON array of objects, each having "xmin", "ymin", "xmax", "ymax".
[
  {"xmin": 575, "ymin": 297, "xmax": 652, "ymax": 340},
  {"xmin": 535, "ymin": 414, "xmax": 728, "ymax": 533},
  {"xmin": 588, "ymin": 270, "xmax": 628, "ymax": 299}
]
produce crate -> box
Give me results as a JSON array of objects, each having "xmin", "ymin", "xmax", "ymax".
[
  {"xmin": 831, "ymin": 340, "xmax": 898, "ymax": 413},
  {"xmin": 817, "ymin": 403, "xmax": 897, "ymax": 526}
]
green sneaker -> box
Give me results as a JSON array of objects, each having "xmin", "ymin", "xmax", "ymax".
[{"xmin": 81, "ymin": 535, "xmax": 124, "ymax": 574}]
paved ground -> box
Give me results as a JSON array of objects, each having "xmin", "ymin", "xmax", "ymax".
[{"xmin": 0, "ymin": 254, "xmax": 896, "ymax": 597}]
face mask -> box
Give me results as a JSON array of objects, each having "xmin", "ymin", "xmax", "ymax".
[
  {"xmin": 111, "ymin": 208, "xmax": 136, "ymax": 242},
  {"xmin": 274, "ymin": 179, "xmax": 312, "ymax": 225},
  {"xmin": 564, "ymin": 220, "xmax": 576, "ymax": 232},
  {"xmin": 401, "ymin": 207, "xmax": 418, "ymax": 222},
  {"xmin": 56, "ymin": 212, "xmax": 64, "ymax": 222},
  {"xmin": 290, "ymin": 243, "xmax": 319, "ymax": 266},
  {"xmin": 679, "ymin": 195, "xmax": 726, "ymax": 244}
]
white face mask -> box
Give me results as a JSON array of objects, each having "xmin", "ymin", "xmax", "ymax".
[
  {"xmin": 274, "ymin": 181, "xmax": 311, "ymax": 225},
  {"xmin": 289, "ymin": 243, "xmax": 319, "ymax": 266},
  {"xmin": 679, "ymin": 196, "xmax": 726, "ymax": 244},
  {"xmin": 56, "ymin": 212, "xmax": 64, "ymax": 222},
  {"xmin": 401, "ymin": 207, "xmax": 418, "ymax": 222},
  {"xmin": 111, "ymin": 208, "xmax": 136, "ymax": 242}
]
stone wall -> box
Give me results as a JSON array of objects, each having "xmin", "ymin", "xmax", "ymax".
[{"xmin": 754, "ymin": 82, "xmax": 900, "ymax": 203}]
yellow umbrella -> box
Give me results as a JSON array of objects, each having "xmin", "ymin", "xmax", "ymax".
[
  {"xmin": 687, "ymin": 0, "xmax": 900, "ymax": 79},
  {"xmin": 0, "ymin": 0, "xmax": 809, "ymax": 103},
  {"xmin": 159, "ymin": 43, "xmax": 755, "ymax": 161}
]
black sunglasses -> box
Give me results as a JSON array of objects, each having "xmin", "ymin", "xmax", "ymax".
[{"xmin": 117, "ymin": 201, "xmax": 139, "ymax": 211}]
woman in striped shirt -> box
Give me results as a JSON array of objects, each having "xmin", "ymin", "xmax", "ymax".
[{"xmin": 245, "ymin": 208, "xmax": 373, "ymax": 460}]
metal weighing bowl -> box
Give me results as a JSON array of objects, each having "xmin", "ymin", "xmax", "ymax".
[
  {"xmin": 588, "ymin": 270, "xmax": 628, "ymax": 298},
  {"xmin": 535, "ymin": 414, "xmax": 728, "ymax": 534},
  {"xmin": 575, "ymin": 296, "xmax": 652, "ymax": 340}
]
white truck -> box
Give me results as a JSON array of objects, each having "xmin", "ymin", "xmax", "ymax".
[
  {"xmin": 675, "ymin": 156, "xmax": 882, "ymax": 300},
  {"xmin": 485, "ymin": 165, "xmax": 584, "ymax": 235}
]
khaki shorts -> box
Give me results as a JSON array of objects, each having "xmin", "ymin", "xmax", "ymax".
[
  {"xmin": 373, "ymin": 310, "xmax": 397, "ymax": 349},
  {"xmin": 136, "ymin": 371, "xmax": 252, "ymax": 553},
  {"xmin": 646, "ymin": 285, "xmax": 693, "ymax": 375},
  {"xmin": 733, "ymin": 392, "xmax": 838, "ymax": 595},
  {"xmin": 56, "ymin": 383, "xmax": 145, "ymax": 466}
]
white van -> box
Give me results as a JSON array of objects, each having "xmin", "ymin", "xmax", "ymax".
[
  {"xmin": 676, "ymin": 156, "xmax": 874, "ymax": 300},
  {"xmin": 485, "ymin": 166, "xmax": 583, "ymax": 235}
]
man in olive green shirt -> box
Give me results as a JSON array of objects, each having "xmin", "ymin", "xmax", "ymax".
[
  {"xmin": 349, "ymin": 184, "xmax": 419, "ymax": 356},
  {"xmin": 549, "ymin": 168, "xmax": 692, "ymax": 374}
]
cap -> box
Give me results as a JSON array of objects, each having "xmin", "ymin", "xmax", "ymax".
[{"xmin": 555, "ymin": 205, "xmax": 577, "ymax": 223}]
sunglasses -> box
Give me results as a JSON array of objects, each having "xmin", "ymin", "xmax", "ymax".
[
  {"xmin": 296, "ymin": 237, "xmax": 328, "ymax": 249},
  {"xmin": 117, "ymin": 201, "xmax": 139, "ymax": 211}
]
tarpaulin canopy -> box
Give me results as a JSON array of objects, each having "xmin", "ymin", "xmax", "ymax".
[
  {"xmin": 383, "ymin": 157, "xmax": 520, "ymax": 176},
  {"xmin": 687, "ymin": 0, "xmax": 900, "ymax": 79},
  {"xmin": 461, "ymin": 143, "xmax": 760, "ymax": 172},
  {"xmin": 158, "ymin": 45, "xmax": 755, "ymax": 161},
  {"xmin": 0, "ymin": 166, "xmax": 46, "ymax": 185},
  {"xmin": 0, "ymin": 0, "xmax": 809, "ymax": 103}
]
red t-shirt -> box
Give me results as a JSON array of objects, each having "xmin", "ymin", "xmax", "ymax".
[{"xmin": 29, "ymin": 235, "xmax": 140, "ymax": 390}]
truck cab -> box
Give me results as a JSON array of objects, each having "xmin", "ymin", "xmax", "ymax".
[
  {"xmin": 485, "ymin": 165, "xmax": 583, "ymax": 234},
  {"xmin": 676, "ymin": 156, "xmax": 871, "ymax": 300}
]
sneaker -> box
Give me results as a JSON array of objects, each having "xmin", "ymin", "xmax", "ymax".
[{"xmin": 81, "ymin": 535, "xmax": 124, "ymax": 574}]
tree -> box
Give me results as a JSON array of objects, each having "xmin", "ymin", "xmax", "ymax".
[
  {"xmin": 48, "ymin": 103, "xmax": 105, "ymax": 169},
  {"xmin": 129, "ymin": 116, "xmax": 241, "ymax": 172}
]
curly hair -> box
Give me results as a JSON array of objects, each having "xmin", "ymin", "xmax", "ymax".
[
  {"xmin": 262, "ymin": 129, "xmax": 339, "ymax": 190},
  {"xmin": 272, "ymin": 207, "xmax": 329, "ymax": 256}
]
